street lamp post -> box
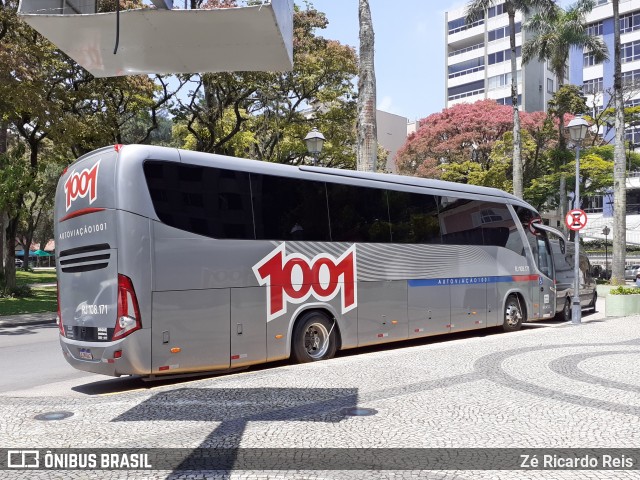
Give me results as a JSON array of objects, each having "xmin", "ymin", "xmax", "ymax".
[
  {"xmin": 603, "ymin": 225, "xmax": 610, "ymax": 279},
  {"xmin": 566, "ymin": 115, "xmax": 590, "ymax": 325},
  {"xmin": 304, "ymin": 127, "xmax": 325, "ymax": 167}
]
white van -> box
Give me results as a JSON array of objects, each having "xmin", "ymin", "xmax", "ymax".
[{"xmin": 550, "ymin": 240, "xmax": 597, "ymax": 321}]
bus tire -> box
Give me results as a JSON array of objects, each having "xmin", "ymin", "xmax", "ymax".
[
  {"xmin": 503, "ymin": 295, "xmax": 524, "ymax": 332},
  {"xmin": 558, "ymin": 297, "xmax": 571, "ymax": 322},
  {"xmin": 291, "ymin": 311, "xmax": 337, "ymax": 364},
  {"xmin": 589, "ymin": 291, "xmax": 597, "ymax": 313}
]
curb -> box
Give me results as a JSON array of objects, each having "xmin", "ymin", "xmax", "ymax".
[{"xmin": 0, "ymin": 318, "xmax": 56, "ymax": 329}]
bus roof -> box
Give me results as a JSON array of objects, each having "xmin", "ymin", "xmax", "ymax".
[{"xmin": 71, "ymin": 144, "xmax": 535, "ymax": 211}]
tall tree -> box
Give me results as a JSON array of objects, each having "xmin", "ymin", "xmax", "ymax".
[
  {"xmin": 171, "ymin": 6, "xmax": 358, "ymax": 166},
  {"xmin": 395, "ymin": 100, "xmax": 550, "ymax": 180},
  {"xmin": 466, "ymin": 0, "xmax": 556, "ymax": 199},
  {"xmin": 357, "ymin": 0, "xmax": 377, "ymax": 172},
  {"xmin": 612, "ymin": 0, "xmax": 626, "ymax": 284}
]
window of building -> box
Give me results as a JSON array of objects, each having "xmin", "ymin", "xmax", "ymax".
[
  {"xmin": 488, "ymin": 22, "xmax": 521, "ymax": 42},
  {"xmin": 583, "ymin": 77, "xmax": 603, "ymax": 94},
  {"xmin": 622, "ymin": 40, "xmax": 640, "ymax": 63},
  {"xmin": 488, "ymin": 3, "xmax": 505, "ymax": 18},
  {"xmin": 620, "ymin": 11, "xmax": 640, "ymax": 34},
  {"xmin": 448, "ymin": 16, "xmax": 484, "ymax": 34},
  {"xmin": 495, "ymin": 94, "xmax": 522, "ymax": 106},
  {"xmin": 488, "ymin": 71, "xmax": 522, "ymax": 90},
  {"xmin": 547, "ymin": 78, "xmax": 554, "ymax": 94},
  {"xmin": 625, "ymin": 125, "xmax": 640, "ymax": 144},
  {"xmin": 623, "ymin": 69, "xmax": 640, "ymax": 86},
  {"xmin": 448, "ymin": 80, "xmax": 485, "ymax": 101},
  {"xmin": 448, "ymin": 57, "xmax": 485, "ymax": 78},
  {"xmin": 488, "ymin": 46, "xmax": 521, "ymax": 65},
  {"xmin": 583, "ymin": 51, "xmax": 603, "ymax": 66},
  {"xmin": 586, "ymin": 21, "xmax": 603, "ymax": 36}
]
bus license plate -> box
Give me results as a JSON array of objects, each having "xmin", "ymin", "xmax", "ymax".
[{"xmin": 78, "ymin": 348, "xmax": 93, "ymax": 360}]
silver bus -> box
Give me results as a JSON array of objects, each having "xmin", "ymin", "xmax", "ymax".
[{"xmin": 55, "ymin": 144, "xmax": 562, "ymax": 377}]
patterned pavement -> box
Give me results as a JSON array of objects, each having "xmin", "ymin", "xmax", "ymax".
[{"xmin": 1, "ymin": 298, "xmax": 640, "ymax": 479}]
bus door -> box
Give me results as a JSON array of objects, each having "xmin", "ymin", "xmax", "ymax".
[{"xmin": 530, "ymin": 224, "xmax": 562, "ymax": 320}]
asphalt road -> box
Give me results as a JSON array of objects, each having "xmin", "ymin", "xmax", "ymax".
[{"xmin": 0, "ymin": 323, "xmax": 97, "ymax": 394}]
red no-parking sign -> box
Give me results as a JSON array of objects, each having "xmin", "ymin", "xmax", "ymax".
[{"xmin": 565, "ymin": 209, "xmax": 588, "ymax": 231}]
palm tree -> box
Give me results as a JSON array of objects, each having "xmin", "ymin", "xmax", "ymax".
[
  {"xmin": 357, "ymin": 0, "xmax": 377, "ymax": 172},
  {"xmin": 522, "ymin": 0, "xmax": 608, "ymax": 233},
  {"xmin": 612, "ymin": 0, "xmax": 626, "ymax": 284},
  {"xmin": 523, "ymin": 1, "xmax": 607, "ymax": 88},
  {"xmin": 466, "ymin": 0, "xmax": 556, "ymax": 199}
]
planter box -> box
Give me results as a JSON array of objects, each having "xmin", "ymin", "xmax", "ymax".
[
  {"xmin": 597, "ymin": 285, "xmax": 617, "ymax": 297},
  {"xmin": 606, "ymin": 293, "xmax": 640, "ymax": 316}
]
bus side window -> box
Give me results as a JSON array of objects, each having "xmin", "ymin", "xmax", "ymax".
[{"xmin": 386, "ymin": 190, "xmax": 441, "ymax": 244}]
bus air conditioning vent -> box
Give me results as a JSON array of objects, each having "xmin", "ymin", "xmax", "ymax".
[{"xmin": 59, "ymin": 243, "xmax": 111, "ymax": 273}]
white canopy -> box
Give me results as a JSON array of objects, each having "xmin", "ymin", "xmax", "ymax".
[{"xmin": 18, "ymin": 0, "xmax": 293, "ymax": 77}]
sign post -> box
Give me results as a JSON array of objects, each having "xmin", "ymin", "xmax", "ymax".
[{"xmin": 565, "ymin": 209, "xmax": 587, "ymax": 325}]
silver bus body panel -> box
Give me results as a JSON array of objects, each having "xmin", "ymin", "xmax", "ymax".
[
  {"xmin": 59, "ymin": 329, "xmax": 151, "ymax": 377},
  {"xmin": 55, "ymin": 145, "xmax": 554, "ymax": 377}
]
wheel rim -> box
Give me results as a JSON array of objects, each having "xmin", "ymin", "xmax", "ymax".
[
  {"xmin": 505, "ymin": 301, "xmax": 522, "ymax": 327},
  {"xmin": 304, "ymin": 322, "xmax": 330, "ymax": 359}
]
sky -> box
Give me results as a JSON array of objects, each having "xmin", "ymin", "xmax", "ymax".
[{"xmin": 305, "ymin": 0, "xmax": 574, "ymax": 122}]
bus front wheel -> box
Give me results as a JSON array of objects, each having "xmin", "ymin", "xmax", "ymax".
[
  {"xmin": 291, "ymin": 311, "xmax": 337, "ymax": 363},
  {"xmin": 503, "ymin": 295, "xmax": 524, "ymax": 332}
]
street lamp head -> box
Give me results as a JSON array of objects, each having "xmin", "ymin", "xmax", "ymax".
[
  {"xmin": 602, "ymin": 225, "xmax": 610, "ymax": 236},
  {"xmin": 304, "ymin": 127, "xmax": 325, "ymax": 155},
  {"xmin": 566, "ymin": 115, "xmax": 589, "ymax": 143}
]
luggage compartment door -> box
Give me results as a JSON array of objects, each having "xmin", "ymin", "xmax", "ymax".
[{"xmin": 152, "ymin": 289, "xmax": 230, "ymax": 374}]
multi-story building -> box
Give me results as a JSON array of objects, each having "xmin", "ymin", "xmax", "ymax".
[
  {"xmin": 568, "ymin": 0, "xmax": 640, "ymax": 245},
  {"xmin": 445, "ymin": 3, "xmax": 557, "ymax": 111},
  {"xmin": 445, "ymin": 1, "xmax": 640, "ymax": 247}
]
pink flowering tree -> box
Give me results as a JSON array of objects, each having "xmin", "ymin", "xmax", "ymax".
[{"xmin": 395, "ymin": 100, "xmax": 550, "ymax": 186}]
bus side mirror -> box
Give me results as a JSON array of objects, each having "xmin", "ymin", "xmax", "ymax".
[{"xmin": 559, "ymin": 239, "xmax": 566, "ymax": 255}]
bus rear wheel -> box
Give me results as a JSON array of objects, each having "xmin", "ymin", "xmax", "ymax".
[
  {"xmin": 503, "ymin": 295, "xmax": 524, "ymax": 332},
  {"xmin": 291, "ymin": 311, "xmax": 337, "ymax": 364},
  {"xmin": 559, "ymin": 297, "xmax": 571, "ymax": 322}
]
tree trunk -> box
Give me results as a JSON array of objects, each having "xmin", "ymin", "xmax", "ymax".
[
  {"xmin": 356, "ymin": 0, "xmax": 377, "ymax": 172},
  {"xmin": 508, "ymin": 9, "xmax": 523, "ymax": 198},
  {"xmin": 612, "ymin": 0, "xmax": 627, "ymax": 285},
  {"xmin": 4, "ymin": 216, "xmax": 18, "ymax": 292},
  {"xmin": 559, "ymin": 174, "xmax": 567, "ymax": 235},
  {"xmin": 0, "ymin": 120, "xmax": 6, "ymax": 278}
]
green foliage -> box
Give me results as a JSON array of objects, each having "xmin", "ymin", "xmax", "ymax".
[
  {"xmin": 524, "ymin": 146, "xmax": 613, "ymax": 211},
  {"xmin": 609, "ymin": 286, "xmax": 640, "ymax": 295},
  {"xmin": 547, "ymin": 85, "xmax": 589, "ymax": 119},
  {"xmin": 1, "ymin": 284, "xmax": 33, "ymax": 299},
  {"xmin": 0, "ymin": 287, "xmax": 57, "ymax": 316},
  {"xmin": 15, "ymin": 270, "xmax": 57, "ymax": 287}
]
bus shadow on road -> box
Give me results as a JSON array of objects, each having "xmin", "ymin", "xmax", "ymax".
[{"xmin": 71, "ymin": 325, "xmax": 546, "ymax": 396}]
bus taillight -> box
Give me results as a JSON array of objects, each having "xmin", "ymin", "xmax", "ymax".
[
  {"xmin": 56, "ymin": 284, "xmax": 65, "ymax": 337},
  {"xmin": 113, "ymin": 274, "xmax": 142, "ymax": 341}
]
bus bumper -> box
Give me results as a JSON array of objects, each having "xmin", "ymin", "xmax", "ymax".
[{"xmin": 59, "ymin": 329, "xmax": 151, "ymax": 377}]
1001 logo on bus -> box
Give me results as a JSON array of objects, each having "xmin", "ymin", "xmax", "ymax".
[
  {"xmin": 253, "ymin": 244, "xmax": 357, "ymax": 321},
  {"xmin": 64, "ymin": 161, "xmax": 100, "ymax": 211}
]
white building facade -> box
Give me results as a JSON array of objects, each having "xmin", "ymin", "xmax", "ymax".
[
  {"xmin": 568, "ymin": 0, "xmax": 640, "ymax": 245},
  {"xmin": 445, "ymin": 3, "xmax": 557, "ymax": 111}
]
